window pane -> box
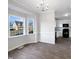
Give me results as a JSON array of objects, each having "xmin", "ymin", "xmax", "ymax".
[{"xmin": 9, "ymin": 15, "xmax": 24, "ymax": 36}]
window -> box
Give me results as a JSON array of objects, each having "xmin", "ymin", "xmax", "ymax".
[
  {"xmin": 27, "ymin": 18, "xmax": 34, "ymax": 35},
  {"xmin": 9, "ymin": 15, "xmax": 25, "ymax": 37}
]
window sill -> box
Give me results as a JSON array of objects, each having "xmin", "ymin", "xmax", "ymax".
[{"xmin": 8, "ymin": 34, "xmax": 25, "ymax": 38}]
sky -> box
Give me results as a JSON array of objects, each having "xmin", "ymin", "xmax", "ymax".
[{"xmin": 9, "ymin": 15, "xmax": 23, "ymax": 25}]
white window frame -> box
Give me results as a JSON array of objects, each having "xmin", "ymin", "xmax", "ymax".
[
  {"xmin": 27, "ymin": 17, "xmax": 35, "ymax": 35},
  {"xmin": 8, "ymin": 14, "xmax": 25, "ymax": 38}
]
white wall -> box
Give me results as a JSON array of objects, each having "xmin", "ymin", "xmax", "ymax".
[
  {"xmin": 39, "ymin": 11, "xmax": 56, "ymax": 44},
  {"xmin": 36, "ymin": 15, "xmax": 40, "ymax": 42},
  {"xmin": 56, "ymin": 20, "xmax": 71, "ymax": 37},
  {"xmin": 8, "ymin": 5, "xmax": 39, "ymax": 51}
]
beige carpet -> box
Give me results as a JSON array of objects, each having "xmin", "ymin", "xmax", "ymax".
[{"xmin": 8, "ymin": 38, "xmax": 71, "ymax": 59}]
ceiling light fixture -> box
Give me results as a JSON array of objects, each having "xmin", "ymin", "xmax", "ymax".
[
  {"xmin": 37, "ymin": 0, "xmax": 48, "ymax": 12},
  {"xmin": 64, "ymin": 13, "xmax": 70, "ymax": 16}
]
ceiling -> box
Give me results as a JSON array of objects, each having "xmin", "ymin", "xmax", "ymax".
[{"xmin": 8, "ymin": 0, "xmax": 71, "ymax": 19}]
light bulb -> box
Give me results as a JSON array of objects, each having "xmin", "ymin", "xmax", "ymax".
[{"xmin": 64, "ymin": 13, "xmax": 69, "ymax": 16}]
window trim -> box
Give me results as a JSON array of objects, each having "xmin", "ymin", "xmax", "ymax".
[{"xmin": 8, "ymin": 14, "xmax": 26, "ymax": 38}]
